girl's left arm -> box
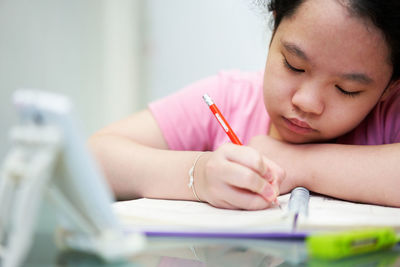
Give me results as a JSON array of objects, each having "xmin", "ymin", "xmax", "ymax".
[{"xmin": 248, "ymin": 136, "xmax": 400, "ymax": 207}]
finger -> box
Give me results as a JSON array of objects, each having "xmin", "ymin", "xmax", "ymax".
[
  {"xmin": 218, "ymin": 144, "xmax": 284, "ymax": 201},
  {"xmin": 220, "ymin": 161, "xmax": 276, "ymax": 201},
  {"xmin": 218, "ymin": 199, "xmax": 237, "ymax": 210},
  {"xmin": 223, "ymin": 144, "xmax": 268, "ymax": 177},
  {"xmin": 206, "ymin": 192, "xmax": 237, "ymax": 210},
  {"xmin": 261, "ymin": 157, "xmax": 285, "ymax": 198},
  {"xmin": 222, "ymin": 185, "xmax": 274, "ymax": 210},
  {"xmin": 258, "ymin": 182, "xmax": 280, "ymax": 202}
]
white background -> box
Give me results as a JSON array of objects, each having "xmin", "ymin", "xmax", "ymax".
[{"xmin": 0, "ymin": 0, "xmax": 272, "ymax": 158}]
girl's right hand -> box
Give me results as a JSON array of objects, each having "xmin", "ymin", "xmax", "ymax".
[{"xmin": 195, "ymin": 143, "xmax": 285, "ymax": 210}]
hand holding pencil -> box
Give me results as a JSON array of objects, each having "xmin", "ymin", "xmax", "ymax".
[{"xmin": 197, "ymin": 94, "xmax": 283, "ymax": 210}]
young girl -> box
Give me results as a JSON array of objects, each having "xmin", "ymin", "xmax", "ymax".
[{"xmin": 89, "ymin": 0, "xmax": 400, "ymax": 210}]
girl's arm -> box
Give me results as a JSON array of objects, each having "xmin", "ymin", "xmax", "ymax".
[
  {"xmin": 88, "ymin": 110, "xmax": 284, "ymax": 210},
  {"xmin": 249, "ymin": 135, "xmax": 400, "ymax": 207}
]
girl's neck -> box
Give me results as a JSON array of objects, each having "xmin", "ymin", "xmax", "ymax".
[{"xmin": 269, "ymin": 124, "xmax": 283, "ymax": 141}]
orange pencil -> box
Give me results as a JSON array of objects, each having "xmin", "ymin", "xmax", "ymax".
[
  {"xmin": 202, "ymin": 94, "xmax": 242, "ymax": 145},
  {"xmin": 202, "ymin": 93, "xmax": 279, "ymax": 206}
]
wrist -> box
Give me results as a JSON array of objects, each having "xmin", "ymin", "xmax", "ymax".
[
  {"xmin": 276, "ymin": 142, "xmax": 310, "ymax": 193},
  {"xmin": 191, "ymin": 151, "xmax": 211, "ymax": 202},
  {"xmin": 288, "ymin": 143, "xmax": 312, "ymax": 189}
]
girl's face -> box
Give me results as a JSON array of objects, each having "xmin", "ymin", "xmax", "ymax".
[{"xmin": 263, "ymin": 0, "xmax": 394, "ymax": 143}]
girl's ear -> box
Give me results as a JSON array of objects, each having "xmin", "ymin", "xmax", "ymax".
[{"xmin": 380, "ymin": 79, "xmax": 400, "ymax": 101}]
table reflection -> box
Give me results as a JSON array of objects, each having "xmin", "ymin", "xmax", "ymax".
[{"xmin": 24, "ymin": 233, "xmax": 400, "ymax": 267}]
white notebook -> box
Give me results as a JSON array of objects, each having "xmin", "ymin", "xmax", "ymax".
[{"xmin": 113, "ymin": 193, "xmax": 400, "ymax": 236}]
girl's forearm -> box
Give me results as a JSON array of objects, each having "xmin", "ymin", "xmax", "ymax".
[
  {"xmin": 294, "ymin": 142, "xmax": 400, "ymax": 207},
  {"xmin": 88, "ymin": 134, "xmax": 200, "ymax": 201},
  {"xmin": 249, "ymin": 136, "xmax": 400, "ymax": 207}
]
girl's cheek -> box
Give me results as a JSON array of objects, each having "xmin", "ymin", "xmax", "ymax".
[{"xmin": 269, "ymin": 76, "xmax": 295, "ymax": 99}]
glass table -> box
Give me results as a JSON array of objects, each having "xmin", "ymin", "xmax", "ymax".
[
  {"xmin": 21, "ymin": 230, "xmax": 400, "ymax": 267},
  {"xmin": 12, "ymin": 201, "xmax": 400, "ymax": 267}
]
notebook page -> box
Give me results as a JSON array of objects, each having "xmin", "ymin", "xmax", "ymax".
[
  {"xmin": 113, "ymin": 194, "xmax": 292, "ymax": 230},
  {"xmin": 298, "ymin": 195, "xmax": 400, "ymax": 231}
]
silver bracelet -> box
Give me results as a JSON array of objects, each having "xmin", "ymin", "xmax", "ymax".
[{"xmin": 188, "ymin": 152, "xmax": 205, "ymax": 202}]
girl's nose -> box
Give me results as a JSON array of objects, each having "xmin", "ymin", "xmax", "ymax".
[{"xmin": 291, "ymin": 83, "xmax": 324, "ymax": 115}]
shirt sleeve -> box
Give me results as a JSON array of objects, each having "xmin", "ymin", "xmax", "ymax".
[
  {"xmin": 148, "ymin": 70, "xmax": 267, "ymax": 151},
  {"xmin": 148, "ymin": 73, "xmax": 223, "ymax": 151}
]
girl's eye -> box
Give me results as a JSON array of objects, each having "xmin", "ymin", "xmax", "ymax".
[
  {"xmin": 335, "ymin": 85, "xmax": 361, "ymax": 97},
  {"xmin": 283, "ymin": 57, "xmax": 305, "ymax": 73}
]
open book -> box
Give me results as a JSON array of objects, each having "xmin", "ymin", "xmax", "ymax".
[{"xmin": 113, "ymin": 193, "xmax": 400, "ymax": 238}]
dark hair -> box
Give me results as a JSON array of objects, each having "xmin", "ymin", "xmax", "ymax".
[{"xmin": 258, "ymin": 0, "xmax": 400, "ymax": 82}]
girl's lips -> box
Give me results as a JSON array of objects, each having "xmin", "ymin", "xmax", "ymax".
[
  {"xmin": 287, "ymin": 118, "xmax": 312, "ymax": 129},
  {"xmin": 283, "ymin": 117, "xmax": 315, "ymax": 134}
]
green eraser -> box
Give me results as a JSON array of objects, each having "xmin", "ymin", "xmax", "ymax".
[{"xmin": 306, "ymin": 228, "xmax": 398, "ymax": 260}]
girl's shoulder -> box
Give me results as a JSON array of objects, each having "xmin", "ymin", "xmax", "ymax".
[
  {"xmin": 215, "ymin": 70, "xmax": 264, "ymax": 93},
  {"xmin": 216, "ymin": 69, "xmax": 263, "ymax": 83},
  {"xmin": 210, "ymin": 69, "xmax": 264, "ymax": 106},
  {"xmin": 148, "ymin": 70, "xmax": 266, "ymax": 151}
]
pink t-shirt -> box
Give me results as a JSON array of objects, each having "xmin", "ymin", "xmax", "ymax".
[{"xmin": 149, "ymin": 70, "xmax": 400, "ymax": 151}]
